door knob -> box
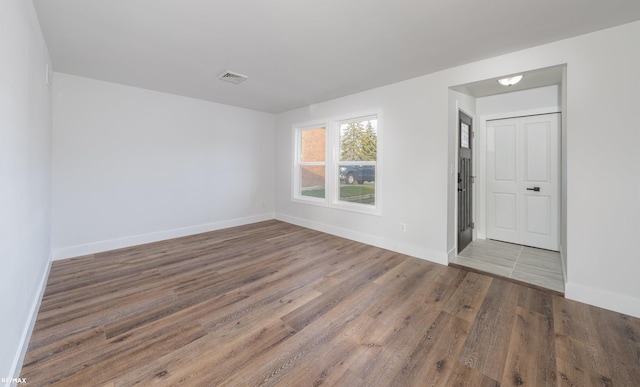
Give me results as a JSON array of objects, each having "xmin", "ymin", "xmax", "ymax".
[{"xmin": 526, "ymin": 187, "xmax": 541, "ymax": 192}]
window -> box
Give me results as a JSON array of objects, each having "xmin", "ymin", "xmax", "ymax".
[
  {"xmin": 296, "ymin": 125, "xmax": 326, "ymax": 200},
  {"xmin": 293, "ymin": 114, "xmax": 379, "ymax": 214},
  {"xmin": 337, "ymin": 117, "xmax": 377, "ymax": 206}
]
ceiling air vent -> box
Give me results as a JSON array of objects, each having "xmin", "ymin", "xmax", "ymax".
[{"xmin": 218, "ymin": 70, "xmax": 248, "ymax": 84}]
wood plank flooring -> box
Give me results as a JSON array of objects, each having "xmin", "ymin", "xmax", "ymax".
[{"xmin": 21, "ymin": 220, "xmax": 640, "ymax": 386}]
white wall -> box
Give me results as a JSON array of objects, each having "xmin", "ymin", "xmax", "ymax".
[
  {"xmin": 561, "ymin": 22, "xmax": 640, "ymax": 316},
  {"xmin": 275, "ymin": 21, "xmax": 640, "ymax": 318},
  {"xmin": 0, "ymin": 0, "xmax": 53, "ymax": 382},
  {"xmin": 476, "ymin": 85, "xmax": 560, "ymax": 116},
  {"xmin": 560, "ymin": 68, "xmax": 568, "ymax": 280},
  {"xmin": 52, "ymin": 74, "xmax": 276, "ymax": 258},
  {"xmin": 275, "ymin": 77, "xmax": 451, "ymax": 264}
]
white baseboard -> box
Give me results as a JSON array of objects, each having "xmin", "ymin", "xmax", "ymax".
[
  {"xmin": 8, "ymin": 252, "xmax": 52, "ymax": 385},
  {"xmin": 276, "ymin": 214, "xmax": 448, "ymax": 265},
  {"xmin": 565, "ymin": 282, "xmax": 640, "ymax": 319},
  {"xmin": 52, "ymin": 213, "xmax": 275, "ymax": 261},
  {"xmin": 447, "ymin": 246, "xmax": 457, "ymax": 262}
]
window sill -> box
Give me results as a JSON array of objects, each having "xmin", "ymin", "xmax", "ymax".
[{"xmin": 291, "ymin": 196, "xmax": 381, "ymax": 216}]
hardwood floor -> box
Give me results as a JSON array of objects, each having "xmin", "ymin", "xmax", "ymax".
[{"xmin": 21, "ymin": 220, "xmax": 640, "ymax": 386}]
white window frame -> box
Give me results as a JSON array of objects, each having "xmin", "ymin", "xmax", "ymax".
[
  {"xmin": 291, "ymin": 112, "xmax": 381, "ymax": 216},
  {"xmin": 331, "ymin": 114, "xmax": 380, "ymax": 215}
]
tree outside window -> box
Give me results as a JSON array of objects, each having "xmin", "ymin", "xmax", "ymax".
[{"xmin": 338, "ymin": 117, "xmax": 377, "ymax": 205}]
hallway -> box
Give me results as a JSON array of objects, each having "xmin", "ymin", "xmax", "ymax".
[{"xmin": 450, "ymin": 239, "xmax": 564, "ymax": 293}]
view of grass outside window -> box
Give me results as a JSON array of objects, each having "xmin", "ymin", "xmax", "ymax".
[
  {"xmin": 338, "ymin": 117, "xmax": 377, "ymax": 205},
  {"xmin": 299, "ymin": 126, "xmax": 326, "ymax": 199}
]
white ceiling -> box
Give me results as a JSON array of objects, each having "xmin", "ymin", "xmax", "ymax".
[{"xmin": 34, "ymin": 0, "xmax": 640, "ymax": 113}]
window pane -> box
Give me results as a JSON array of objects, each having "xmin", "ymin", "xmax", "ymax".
[
  {"xmin": 338, "ymin": 165, "xmax": 375, "ymax": 205},
  {"xmin": 301, "ymin": 127, "xmax": 325, "ymax": 162},
  {"xmin": 301, "ymin": 165, "xmax": 325, "ymax": 198},
  {"xmin": 339, "ymin": 119, "xmax": 377, "ymax": 162},
  {"xmin": 338, "ymin": 117, "xmax": 376, "ymax": 206}
]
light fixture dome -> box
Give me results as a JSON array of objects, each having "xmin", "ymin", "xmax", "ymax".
[{"xmin": 498, "ymin": 75, "xmax": 523, "ymax": 86}]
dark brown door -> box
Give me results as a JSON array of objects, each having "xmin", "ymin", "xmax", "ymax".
[{"xmin": 458, "ymin": 111, "xmax": 473, "ymax": 253}]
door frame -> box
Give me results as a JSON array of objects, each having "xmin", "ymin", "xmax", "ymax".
[
  {"xmin": 453, "ymin": 104, "xmax": 476, "ymax": 253},
  {"xmin": 457, "ymin": 110, "xmax": 474, "ymax": 253},
  {"xmin": 475, "ymin": 106, "xmax": 561, "ymax": 241}
]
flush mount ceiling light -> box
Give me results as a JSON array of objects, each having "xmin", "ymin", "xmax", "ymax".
[
  {"xmin": 218, "ymin": 70, "xmax": 248, "ymax": 84},
  {"xmin": 498, "ymin": 75, "xmax": 523, "ymax": 86}
]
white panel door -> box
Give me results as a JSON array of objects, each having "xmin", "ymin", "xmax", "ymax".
[
  {"xmin": 486, "ymin": 118, "xmax": 519, "ymax": 244},
  {"xmin": 520, "ymin": 115, "xmax": 559, "ymax": 249},
  {"xmin": 486, "ymin": 113, "xmax": 559, "ymax": 251}
]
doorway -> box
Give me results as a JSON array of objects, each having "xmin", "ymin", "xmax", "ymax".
[
  {"xmin": 452, "ymin": 111, "xmax": 564, "ymax": 293},
  {"xmin": 448, "ymin": 67, "xmax": 567, "ymax": 293}
]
